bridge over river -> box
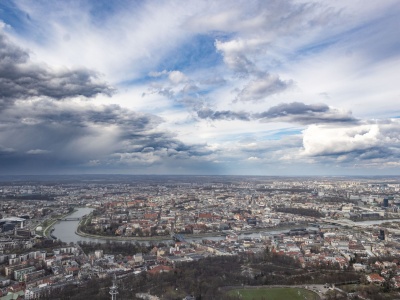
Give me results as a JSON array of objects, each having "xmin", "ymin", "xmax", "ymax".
[
  {"xmin": 58, "ymin": 217, "xmax": 81, "ymax": 221},
  {"xmin": 171, "ymin": 233, "xmax": 186, "ymax": 242}
]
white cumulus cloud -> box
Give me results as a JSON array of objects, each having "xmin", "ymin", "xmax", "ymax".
[{"xmin": 302, "ymin": 121, "xmax": 400, "ymax": 158}]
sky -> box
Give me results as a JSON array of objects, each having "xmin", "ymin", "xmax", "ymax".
[{"xmin": 0, "ymin": 0, "xmax": 399, "ymax": 176}]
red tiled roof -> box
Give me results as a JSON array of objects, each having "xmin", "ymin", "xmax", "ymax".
[{"xmin": 148, "ymin": 265, "xmax": 173, "ymax": 275}]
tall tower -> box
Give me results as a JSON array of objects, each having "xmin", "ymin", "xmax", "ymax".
[
  {"xmin": 379, "ymin": 229, "xmax": 385, "ymax": 241},
  {"xmin": 383, "ymin": 198, "xmax": 389, "ymax": 207},
  {"xmin": 109, "ymin": 275, "xmax": 118, "ymax": 300}
]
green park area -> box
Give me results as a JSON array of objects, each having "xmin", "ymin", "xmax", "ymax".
[{"xmin": 228, "ymin": 287, "xmax": 320, "ymax": 300}]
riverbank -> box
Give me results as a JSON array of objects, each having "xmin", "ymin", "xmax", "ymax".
[
  {"xmin": 42, "ymin": 220, "xmax": 58, "ymax": 238},
  {"xmin": 40, "ymin": 208, "xmax": 78, "ymax": 238}
]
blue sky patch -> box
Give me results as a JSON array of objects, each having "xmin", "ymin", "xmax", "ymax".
[
  {"xmin": 0, "ymin": 2, "xmax": 31, "ymax": 35},
  {"xmin": 157, "ymin": 34, "xmax": 223, "ymax": 72}
]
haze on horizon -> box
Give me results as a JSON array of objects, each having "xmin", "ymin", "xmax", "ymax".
[{"xmin": 0, "ymin": 0, "xmax": 399, "ymax": 176}]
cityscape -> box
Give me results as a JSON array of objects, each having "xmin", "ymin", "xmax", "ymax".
[
  {"xmin": 0, "ymin": 175, "xmax": 400, "ymax": 299},
  {"xmin": 1, "ymin": 0, "xmax": 400, "ymax": 299}
]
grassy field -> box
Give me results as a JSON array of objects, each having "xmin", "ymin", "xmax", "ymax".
[{"xmin": 228, "ymin": 287, "xmax": 320, "ymax": 300}]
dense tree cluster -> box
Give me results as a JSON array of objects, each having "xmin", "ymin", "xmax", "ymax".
[
  {"xmin": 42, "ymin": 277, "xmax": 112, "ymax": 300},
  {"xmin": 78, "ymin": 241, "xmax": 167, "ymax": 256},
  {"xmin": 45, "ymin": 249, "xmax": 365, "ymax": 299},
  {"xmin": 274, "ymin": 207, "xmax": 324, "ymax": 218}
]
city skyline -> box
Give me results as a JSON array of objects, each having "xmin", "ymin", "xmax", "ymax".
[{"xmin": 0, "ymin": 1, "xmax": 399, "ymax": 175}]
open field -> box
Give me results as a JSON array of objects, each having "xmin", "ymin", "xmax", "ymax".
[{"xmin": 228, "ymin": 287, "xmax": 320, "ymax": 300}]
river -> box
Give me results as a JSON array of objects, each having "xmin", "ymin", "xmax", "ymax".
[
  {"xmin": 52, "ymin": 207, "xmax": 103, "ymax": 244},
  {"xmin": 52, "ymin": 207, "xmax": 176, "ymax": 244},
  {"xmin": 52, "ymin": 207, "xmax": 296, "ymax": 244},
  {"xmin": 54, "ymin": 208, "xmax": 400, "ymax": 245}
]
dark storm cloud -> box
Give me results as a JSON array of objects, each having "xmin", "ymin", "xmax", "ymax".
[
  {"xmin": 197, "ymin": 108, "xmax": 251, "ymax": 121},
  {"xmin": 196, "ymin": 102, "xmax": 356, "ymax": 124},
  {"xmin": 308, "ymin": 146, "xmax": 400, "ymax": 168},
  {"xmin": 42, "ymin": 103, "xmax": 159, "ymax": 130},
  {"xmin": 357, "ymin": 147, "xmax": 397, "ymax": 161},
  {"xmin": 0, "ymin": 31, "xmax": 113, "ymax": 110},
  {"xmin": 2, "ymin": 99, "xmax": 163, "ymax": 142},
  {"xmin": 257, "ymin": 102, "xmax": 328, "ymax": 117},
  {"xmin": 116, "ymin": 128, "xmax": 213, "ymax": 159},
  {"xmin": 0, "ymin": 33, "xmax": 28, "ymax": 64},
  {"xmin": 0, "ymin": 100, "xmax": 213, "ymax": 173},
  {"xmin": 255, "ymin": 102, "xmax": 356, "ymax": 124},
  {"xmin": 0, "ymin": 2, "xmax": 344, "ymax": 174}
]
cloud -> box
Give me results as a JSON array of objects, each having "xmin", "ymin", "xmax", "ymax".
[
  {"xmin": 247, "ymin": 156, "xmax": 260, "ymax": 161},
  {"xmin": 1, "ymin": 1, "xmax": 400, "ymax": 175},
  {"xmin": 197, "ymin": 108, "xmax": 251, "ymax": 121},
  {"xmin": 149, "ymin": 70, "xmax": 168, "ymax": 77},
  {"xmin": 0, "ymin": 30, "xmax": 113, "ymax": 110},
  {"xmin": 143, "ymin": 70, "xmax": 190, "ymax": 99},
  {"xmin": 196, "ymin": 102, "xmax": 356, "ymax": 125},
  {"xmin": 302, "ymin": 120, "xmax": 400, "ymax": 166},
  {"xmin": 204, "ymin": 133, "xmax": 304, "ymax": 173},
  {"xmin": 10, "ymin": 1, "xmax": 199, "ymax": 83},
  {"xmin": 0, "ymin": 145, "xmax": 15, "ymax": 155},
  {"xmin": 0, "ymin": 27, "xmax": 217, "ymax": 174},
  {"xmin": 255, "ymin": 102, "xmax": 356, "ymax": 124},
  {"xmin": 186, "ymin": 0, "xmax": 334, "ymax": 36},
  {"xmin": 26, "ymin": 149, "xmax": 51, "ymax": 155},
  {"xmin": 199, "ymin": 76, "xmax": 226, "ymax": 86},
  {"xmin": 0, "ymin": 99, "xmax": 214, "ymax": 173},
  {"xmin": 235, "ymin": 73, "xmax": 293, "ymax": 101},
  {"xmin": 303, "ymin": 123, "xmax": 378, "ymax": 157},
  {"xmin": 168, "ymin": 70, "xmax": 188, "ymax": 85},
  {"xmin": 148, "ymin": 70, "xmax": 188, "ymax": 85},
  {"xmin": 215, "ymin": 39, "xmax": 258, "ymax": 76},
  {"xmin": 207, "ymin": 1, "xmax": 338, "ymax": 76}
]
